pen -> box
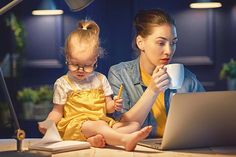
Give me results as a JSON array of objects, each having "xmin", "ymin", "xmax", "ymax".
[{"xmin": 117, "ymin": 84, "xmax": 123, "ymax": 99}]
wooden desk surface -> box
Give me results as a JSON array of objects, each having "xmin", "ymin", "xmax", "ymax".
[{"xmin": 0, "ymin": 139, "xmax": 236, "ymax": 157}]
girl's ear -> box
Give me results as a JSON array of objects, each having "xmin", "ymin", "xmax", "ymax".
[{"xmin": 136, "ymin": 35, "xmax": 145, "ymax": 52}]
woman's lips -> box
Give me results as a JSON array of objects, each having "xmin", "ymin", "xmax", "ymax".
[{"xmin": 160, "ymin": 58, "xmax": 170, "ymax": 64}]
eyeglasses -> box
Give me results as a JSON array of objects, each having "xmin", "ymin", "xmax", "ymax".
[{"xmin": 65, "ymin": 61, "xmax": 97, "ymax": 72}]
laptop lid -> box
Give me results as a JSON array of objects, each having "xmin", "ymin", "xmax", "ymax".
[
  {"xmin": 161, "ymin": 91, "xmax": 236, "ymax": 150},
  {"xmin": 139, "ymin": 91, "xmax": 236, "ymax": 150}
]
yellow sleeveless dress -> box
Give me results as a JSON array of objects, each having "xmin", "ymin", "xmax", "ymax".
[{"xmin": 57, "ymin": 75, "xmax": 116, "ymax": 140}]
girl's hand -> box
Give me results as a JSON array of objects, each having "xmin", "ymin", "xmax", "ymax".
[
  {"xmin": 38, "ymin": 121, "xmax": 47, "ymax": 135},
  {"xmin": 149, "ymin": 65, "xmax": 170, "ymax": 93},
  {"xmin": 113, "ymin": 96, "xmax": 123, "ymax": 111}
]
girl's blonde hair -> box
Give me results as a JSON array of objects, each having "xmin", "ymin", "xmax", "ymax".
[{"xmin": 65, "ymin": 19, "xmax": 102, "ymax": 59}]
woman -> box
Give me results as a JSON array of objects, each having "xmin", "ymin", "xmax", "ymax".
[{"xmin": 108, "ymin": 9, "xmax": 205, "ymax": 138}]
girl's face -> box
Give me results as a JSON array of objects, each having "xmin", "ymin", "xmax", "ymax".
[
  {"xmin": 137, "ymin": 24, "xmax": 178, "ymax": 72},
  {"xmin": 66, "ymin": 40, "xmax": 98, "ymax": 80}
]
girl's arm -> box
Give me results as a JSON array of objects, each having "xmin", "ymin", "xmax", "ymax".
[
  {"xmin": 45, "ymin": 104, "xmax": 64, "ymax": 123},
  {"xmin": 38, "ymin": 104, "xmax": 64, "ymax": 134}
]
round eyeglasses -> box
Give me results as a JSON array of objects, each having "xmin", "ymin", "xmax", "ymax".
[{"xmin": 65, "ymin": 61, "xmax": 97, "ymax": 73}]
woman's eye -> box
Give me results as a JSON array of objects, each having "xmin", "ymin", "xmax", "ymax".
[
  {"xmin": 157, "ymin": 42, "xmax": 165, "ymax": 46},
  {"xmin": 171, "ymin": 41, "xmax": 177, "ymax": 46},
  {"xmin": 172, "ymin": 39, "xmax": 178, "ymax": 45},
  {"xmin": 170, "ymin": 42, "xmax": 176, "ymax": 46}
]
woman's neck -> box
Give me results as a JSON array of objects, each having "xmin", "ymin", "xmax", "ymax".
[{"xmin": 139, "ymin": 55, "xmax": 155, "ymax": 75}]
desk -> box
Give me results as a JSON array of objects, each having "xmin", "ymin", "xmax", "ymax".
[{"xmin": 0, "ymin": 139, "xmax": 236, "ymax": 157}]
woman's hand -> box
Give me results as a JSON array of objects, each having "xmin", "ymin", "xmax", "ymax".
[
  {"xmin": 149, "ymin": 65, "xmax": 170, "ymax": 93},
  {"xmin": 113, "ymin": 96, "xmax": 123, "ymax": 111}
]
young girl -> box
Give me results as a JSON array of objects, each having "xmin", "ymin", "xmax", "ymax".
[{"xmin": 38, "ymin": 19, "xmax": 152, "ymax": 151}]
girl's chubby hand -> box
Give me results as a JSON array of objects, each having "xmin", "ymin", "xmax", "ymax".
[
  {"xmin": 149, "ymin": 65, "xmax": 170, "ymax": 93},
  {"xmin": 38, "ymin": 121, "xmax": 47, "ymax": 135},
  {"xmin": 113, "ymin": 96, "xmax": 123, "ymax": 111}
]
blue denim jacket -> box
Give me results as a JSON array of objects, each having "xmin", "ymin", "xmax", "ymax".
[{"xmin": 108, "ymin": 57, "xmax": 205, "ymax": 138}]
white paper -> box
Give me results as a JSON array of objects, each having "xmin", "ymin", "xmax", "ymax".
[
  {"xmin": 36, "ymin": 120, "xmax": 62, "ymax": 145},
  {"xmin": 40, "ymin": 141, "xmax": 90, "ymax": 149}
]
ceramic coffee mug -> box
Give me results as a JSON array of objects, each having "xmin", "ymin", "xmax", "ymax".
[{"xmin": 165, "ymin": 63, "xmax": 184, "ymax": 89}]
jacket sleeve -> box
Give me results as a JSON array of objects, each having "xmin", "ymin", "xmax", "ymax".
[
  {"xmin": 180, "ymin": 68, "xmax": 205, "ymax": 93},
  {"xmin": 107, "ymin": 66, "xmax": 131, "ymax": 121},
  {"xmin": 192, "ymin": 75, "xmax": 205, "ymax": 92}
]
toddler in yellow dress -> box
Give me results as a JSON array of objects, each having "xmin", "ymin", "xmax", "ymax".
[{"xmin": 38, "ymin": 19, "xmax": 152, "ymax": 151}]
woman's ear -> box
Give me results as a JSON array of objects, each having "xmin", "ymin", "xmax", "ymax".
[{"xmin": 136, "ymin": 35, "xmax": 144, "ymax": 52}]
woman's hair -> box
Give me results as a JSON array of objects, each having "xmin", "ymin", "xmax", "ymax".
[
  {"xmin": 133, "ymin": 9, "xmax": 176, "ymax": 51},
  {"xmin": 65, "ymin": 19, "xmax": 103, "ymax": 59}
]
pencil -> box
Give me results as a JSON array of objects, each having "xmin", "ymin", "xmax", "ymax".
[{"xmin": 117, "ymin": 84, "xmax": 123, "ymax": 99}]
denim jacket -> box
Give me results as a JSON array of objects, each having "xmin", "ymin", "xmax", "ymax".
[{"xmin": 108, "ymin": 57, "xmax": 205, "ymax": 138}]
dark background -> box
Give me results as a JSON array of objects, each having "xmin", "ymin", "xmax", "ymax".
[{"xmin": 0, "ymin": 0, "xmax": 236, "ymax": 138}]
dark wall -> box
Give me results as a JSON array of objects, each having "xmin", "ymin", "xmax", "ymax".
[
  {"xmin": 1, "ymin": 0, "xmax": 236, "ymax": 138},
  {"xmin": 1, "ymin": 0, "xmax": 236, "ymax": 90}
]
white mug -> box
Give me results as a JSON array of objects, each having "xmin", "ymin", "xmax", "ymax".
[{"xmin": 165, "ymin": 63, "xmax": 184, "ymax": 89}]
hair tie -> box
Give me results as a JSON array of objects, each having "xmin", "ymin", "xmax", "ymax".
[{"xmin": 82, "ymin": 27, "xmax": 87, "ymax": 30}]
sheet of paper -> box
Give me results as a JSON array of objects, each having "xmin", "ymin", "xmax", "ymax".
[{"xmin": 36, "ymin": 120, "xmax": 62, "ymax": 145}]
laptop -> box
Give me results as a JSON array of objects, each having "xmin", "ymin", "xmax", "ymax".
[{"xmin": 138, "ymin": 91, "xmax": 236, "ymax": 150}]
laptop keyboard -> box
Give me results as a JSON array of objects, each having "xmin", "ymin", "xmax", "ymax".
[{"xmin": 138, "ymin": 138, "xmax": 163, "ymax": 149}]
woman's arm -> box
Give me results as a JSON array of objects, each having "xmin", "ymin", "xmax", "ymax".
[
  {"xmin": 119, "ymin": 88, "xmax": 158, "ymax": 125},
  {"xmin": 108, "ymin": 65, "xmax": 169, "ymax": 126}
]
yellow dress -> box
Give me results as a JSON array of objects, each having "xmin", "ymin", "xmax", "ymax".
[
  {"xmin": 140, "ymin": 67, "xmax": 167, "ymax": 137},
  {"xmin": 57, "ymin": 75, "xmax": 116, "ymax": 141}
]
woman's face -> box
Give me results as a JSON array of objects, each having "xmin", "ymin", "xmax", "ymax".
[{"xmin": 138, "ymin": 24, "xmax": 178, "ymax": 69}]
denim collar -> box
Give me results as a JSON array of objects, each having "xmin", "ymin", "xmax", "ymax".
[{"xmin": 132, "ymin": 57, "xmax": 144, "ymax": 86}]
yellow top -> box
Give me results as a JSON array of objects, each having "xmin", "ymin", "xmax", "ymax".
[{"xmin": 140, "ymin": 67, "xmax": 167, "ymax": 137}]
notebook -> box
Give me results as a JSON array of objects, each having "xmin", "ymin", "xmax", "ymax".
[{"xmin": 138, "ymin": 91, "xmax": 236, "ymax": 150}]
